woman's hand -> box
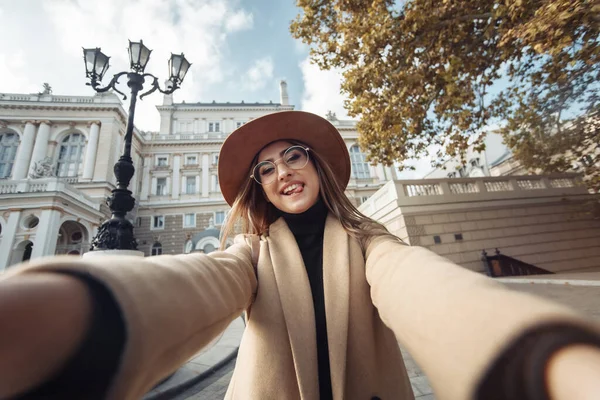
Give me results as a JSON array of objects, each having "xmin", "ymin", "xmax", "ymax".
[
  {"xmin": 0, "ymin": 273, "xmax": 92, "ymax": 398},
  {"xmin": 547, "ymin": 344, "xmax": 600, "ymax": 400}
]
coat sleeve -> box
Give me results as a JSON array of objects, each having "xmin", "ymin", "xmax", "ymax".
[
  {"xmin": 364, "ymin": 236, "xmax": 600, "ymax": 400},
  {"xmin": 1, "ymin": 235, "xmax": 257, "ymax": 400}
]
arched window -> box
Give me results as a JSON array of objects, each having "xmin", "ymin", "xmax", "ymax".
[
  {"xmin": 151, "ymin": 242, "xmax": 162, "ymax": 256},
  {"xmin": 0, "ymin": 132, "xmax": 19, "ymax": 179},
  {"xmin": 350, "ymin": 145, "xmax": 370, "ymax": 179},
  {"xmin": 56, "ymin": 133, "xmax": 85, "ymax": 177}
]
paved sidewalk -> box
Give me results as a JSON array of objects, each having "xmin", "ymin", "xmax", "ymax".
[{"xmin": 143, "ymin": 317, "xmax": 245, "ymax": 400}]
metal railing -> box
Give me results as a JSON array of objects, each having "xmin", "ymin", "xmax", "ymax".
[{"xmin": 482, "ymin": 249, "xmax": 554, "ymax": 277}]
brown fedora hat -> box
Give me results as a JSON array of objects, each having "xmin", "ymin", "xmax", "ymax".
[{"xmin": 218, "ymin": 111, "xmax": 351, "ymax": 206}]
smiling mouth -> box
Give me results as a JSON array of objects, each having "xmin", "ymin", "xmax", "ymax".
[{"xmin": 281, "ymin": 183, "xmax": 304, "ymax": 195}]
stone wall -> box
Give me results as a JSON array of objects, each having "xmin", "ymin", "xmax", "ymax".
[{"xmin": 360, "ymin": 174, "xmax": 600, "ymax": 274}]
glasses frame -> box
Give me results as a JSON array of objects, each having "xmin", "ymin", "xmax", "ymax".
[{"xmin": 250, "ymin": 146, "xmax": 311, "ymax": 185}]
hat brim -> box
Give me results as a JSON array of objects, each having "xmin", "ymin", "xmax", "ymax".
[{"xmin": 218, "ymin": 111, "xmax": 351, "ymax": 206}]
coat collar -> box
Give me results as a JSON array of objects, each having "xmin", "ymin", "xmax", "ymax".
[{"xmin": 267, "ymin": 214, "xmax": 350, "ymax": 399}]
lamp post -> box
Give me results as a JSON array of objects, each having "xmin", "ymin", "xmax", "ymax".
[{"xmin": 83, "ymin": 40, "xmax": 191, "ymax": 251}]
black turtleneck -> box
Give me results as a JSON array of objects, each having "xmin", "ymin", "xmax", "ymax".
[{"xmin": 279, "ymin": 198, "xmax": 332, "ymax": 400}]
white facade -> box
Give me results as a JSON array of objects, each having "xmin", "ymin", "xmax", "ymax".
[
  {"xmin": 0, "ymin": 83, "xmax": 395, "ymax": 266},
  {"xmin": 0, "ymin": 91, "xmax": 143, "ymax": 271}
]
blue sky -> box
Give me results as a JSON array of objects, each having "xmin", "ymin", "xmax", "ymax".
[{"xmin": 0, "ymin": 0, "xmax": 349, "ymax": 130}]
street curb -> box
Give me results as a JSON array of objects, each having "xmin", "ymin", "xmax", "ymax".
[{"xmin": 144, "ymin": 347, "xmax": 239, "ymax": 400}]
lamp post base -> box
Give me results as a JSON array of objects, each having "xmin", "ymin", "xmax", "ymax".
[
  {"xmin": 83, "ymin": 249, "xmax": 144, "ymax": 258},
  {"xmin": 89, "ymin": 217, "xmax": 138, "ymax": 251}
]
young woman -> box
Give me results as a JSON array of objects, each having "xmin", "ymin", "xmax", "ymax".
[{"xmin": 1, "ymin": 111, "xmax": 600, "ymax": 400}]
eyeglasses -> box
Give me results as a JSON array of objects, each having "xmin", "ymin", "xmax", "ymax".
[{"xmin": 250, "ymin": 146, "xmax": 310, "ymax": 185}]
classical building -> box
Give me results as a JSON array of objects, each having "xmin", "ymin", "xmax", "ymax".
[
  {"xmin": 0, "ymin": 90, "xmax": 146, "ymax": 270},
  {"xmin": 359, "ymin": 173, "xmax": 600, "ymax": 274},
  {"xmin": 0, "ymin": 82, "xmax": 395, "ymax": 269},
  {"xmin": 134, "ymin": 82, "xmax": 396, "ymax": 256}
]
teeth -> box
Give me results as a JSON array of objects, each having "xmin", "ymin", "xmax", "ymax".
[{"xmin": 283, "ymin": 184, "xmax": 301, "ymax": 194}]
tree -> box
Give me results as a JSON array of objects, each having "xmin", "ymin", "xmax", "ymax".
[{"xmin": 291, "ymin": 0, "xmax": 600, "ymax": 190}]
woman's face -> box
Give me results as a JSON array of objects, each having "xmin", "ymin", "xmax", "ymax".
[{"xmin": 256, "ymin": 140, "xmax": 320, "ymax": 214}]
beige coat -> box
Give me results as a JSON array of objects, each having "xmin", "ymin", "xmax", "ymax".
[{"xmin": 4, "ymin": 215, "xmax": 597, "ymax": 400}]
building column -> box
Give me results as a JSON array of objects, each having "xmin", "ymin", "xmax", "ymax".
[
  {"xmin": 376, "ymin": 165, "xmax": 387, "ymax": 181},
  {"xmin": 13, "ymin": 121, "xmax": 38, "ymax": 179},
  {"xmin": 30, "ymin": 207, "xmax": 62, "ymax": 259},
  {"xmin": 201, "ymin": 153, "xmax": 209, "ymax": 197},
  {"xmin": 82, "ymin": 121, "xmax": 101, "ymax": 180},
  {"xmin": 151, "ymin": 177, "xmax": 157, "ymax": 196},
  {"xmin": 172, "ymin": 154, "xmax": 181, "ymax": 199},
  {"xmin": 0, "ymin": 209, "xmax": 22, "ymax": 271},
  {"xmin": 140, "ymin": 155, "xmax": 151, "ymax": 200},
  {"xmin": 28, "ymin": 120, "xmax": 51, "ymax": 175},
  {"xmin": 385, "ymin": 166, "xmax": 397, "ymax": 180}
]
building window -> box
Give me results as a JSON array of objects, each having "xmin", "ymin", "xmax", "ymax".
[
  {"xmin": 185, "ymin": 155, "xmax": 197, "ymax": 165},
  {"xmin": 0, "ymin": 132, "xmax": 18, "ymax": 179},
  {"xmin": 470, "ymin": 158, "xmax": 480, "ymax": 167},
  {"xmin": 212, "ymin": 175, "xmax": 220, "ymax": 192},
  {"xmin": 184, "ymin": 240, "xmax": 193, "ymax": 254},
  {"xmin": 157, "ymin": 156, "xmax": 168, "ymax": 167},
  {"xmin": 23, "ymin": 215, "xmax": 40, "ymax": 229},
  {"xmin": 186, "ymin": 176, "xmax": 196, "ymax": 194},
  {"xmin": 350, "ymin": 145, "xmax": 370, "ymax": 179},
  {"xmin": 215, "ymin": 211, "xmax": 225, "ymax": 225},
  {"xmin": 454, "ymin": 233, "xmax": 463, "ymax": 241},
  {"xmin": 433, "ymin": 235, "xmax": 441, "ymax": 244},
  {"xmin": 151, "ymin": 242, "xmax": 162, "ymax": 256},
  {"xmin": 184, "ymin": 213, "xmax": 196, "ymax": 228},
  {"xmin": 208, "ymin": 122, "xmax": 221, "ymax": 132},
  {"xmin": 447, "ymin": 172, "xmax": 457, "ymax": 178},
  {"xmin": 56, "ymin": 133, "xmax": 85, "ymax": 177},
  {"xmin": 236, "ymin": 121, "xmax": 244, "ymax": 129},
  {"xmin": 156, "ymin": 177, "xmax": 167, "ymax": 195},
  {"xmin": 212, "ymin": 154, "xmax": 219, "ymax": 165},
  {"xmin": 152, "ymin": 216, "xmax": 164, "ymax": 229},
  {"xmin": 136, "ymin": 217, "xmax": 142, "ymax": 227}
]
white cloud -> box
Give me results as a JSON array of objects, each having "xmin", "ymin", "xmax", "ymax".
[
  {"xmin": 0, "ymin": 0, "xmax": 254, "ymax": 131},
  {"xmin": 299, "ymin": 57, "xmax": 350, "ymax": 119},
  {"xmin": 293, "ymin": 39, "xmax": 309, "ymax": 55},
  {"xmin": 0, "ymin": 52, "xmax": 39, "ymax": 94},
  {"xmin": 242, "ymin": 57, "xmax": 274, "ymax": 91},
  {"xmin": 226, "ymin": 9, "xmax": 254, "ymax": 32}
]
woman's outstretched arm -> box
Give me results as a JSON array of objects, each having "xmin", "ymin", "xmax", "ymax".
[
  {"xmin": 0, "ymin": 236, "xmax": 256, "ymax": 400},
  {"xmin": 364, "ymin": 236, "xmax": 600, "ymax": 400},
  {"xmin": 0, "ymin": 273, "xmax": 92, "ymax": 398}
]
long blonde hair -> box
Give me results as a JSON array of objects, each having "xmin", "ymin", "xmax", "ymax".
[{"xmin": 219, "ymin": 140, "xmax": 401, "ymax": 249}]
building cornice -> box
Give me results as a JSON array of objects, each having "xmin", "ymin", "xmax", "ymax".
[
  {"xmin": 157, "ymin": 105, "xmax": 295, "ymax": 112},
  {"xmin": 0, "ymin": 104, "xmax": 128, "ymax": 125}
]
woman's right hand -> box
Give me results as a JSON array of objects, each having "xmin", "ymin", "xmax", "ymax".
[{"xmin": 0, "ymin": 273, "xmax": 92, "ymax": 398}]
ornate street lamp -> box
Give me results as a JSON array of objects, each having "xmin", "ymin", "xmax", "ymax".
[{"xmin": 83, "ymin": 40, "xmax": 191, "ymax": 251}]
